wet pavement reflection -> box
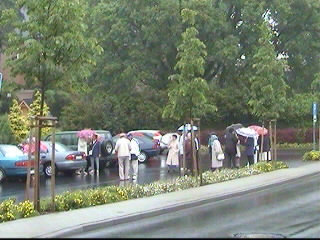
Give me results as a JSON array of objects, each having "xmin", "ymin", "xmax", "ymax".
[{"xmin": 0, "ymin": 149, "xmax": 312, "ymax": 203}]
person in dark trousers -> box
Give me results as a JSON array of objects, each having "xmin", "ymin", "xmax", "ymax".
[
  {"xmin": 245, "ymin": 137, "xmax": 255, "ymax": 165},
  {"xmin": 89, "ymin": 133, "xmax": 101, "ymax": 175},
  {"xmin": 224, "ymin": 128, "xmax": 238, "ymax": 168},
  {"xmin": 258, "ymin": 134, "xmax": 271, "ymax": 161}
]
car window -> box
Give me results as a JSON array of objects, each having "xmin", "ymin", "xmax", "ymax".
[
  {"xmin": 45, "ymin": 142, "xmax": 70, "ymax": 152},
  {"xmin": 0, "ymin": 145, "xmax": 24, "ymax": 157},
  {"xmin": 60, "ymin": 134, "xmax": 72, "ymax": 146}
]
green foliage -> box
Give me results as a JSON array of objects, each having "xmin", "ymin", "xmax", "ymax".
[
  {"xmin": 28, "ymin": 90, "xmax": 51, "ymax": 136},
  {"xmin": 163, "ymin": 8, "xmax": 216, "ymax": 121},
  {"xmin": 248, "ymin": 22, "xmax": 288, "ymax": 120},
  {"xmin": 0, "ymin": 198, "xmax": 38, "ymax": 223},
  {"xmin": 38, "ymin": 161, "xmax": 288, "ymax": 213},
  {"xmin": 8, "ymin": 99, "xmax": 28, "ymax": 143},
  {"xmin": 277, "ymin": 143, "xmax": 312, "ymax": 150},
  {"xmin": 0, "ymin": 114, "xmax": 16, "ymax": 144},
  {"xmin": 303, "ymin": 150, "xmax": 320, "ymax": 161}
]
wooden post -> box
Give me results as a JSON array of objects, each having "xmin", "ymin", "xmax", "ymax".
[
  {"xmin": 33, "ymin": 118, "xmax": 40, "ymax": 212},
  {"xmin": 274, "ymin": 120, "xmax": 277, "ymax": 161},
  {"xmin": 191, "ymin": 120, "xmax": 197, "ymax": 176},
  {"xmin": 25, "ymin": 126, "xmax": 33, "ymax": 201},
  {"xmin": 195, "ymin": 118, "xmax": 202, "ymax": 186},
  {"xmin": 269, "ymin": 120, "xmax": 273, "ymax": 161},
  {"xmin": 51, "ymin": 121, "xmax": 56, "ymax": 211},
  {"xmin": 182, "ymin": 121, "xmax": 186, "ymax": 175}
]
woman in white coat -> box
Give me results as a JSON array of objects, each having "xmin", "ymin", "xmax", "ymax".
[
  {"xmin": 166, "ymin": 134, "xmax": 179, "ymax": 172},
  {"xmin": 76, "ymin": 137, "xmax": 88, "ymax": 175},
  {"xmin": 210, "ymin": 134, "xmax": 224, "ymax": 171}
]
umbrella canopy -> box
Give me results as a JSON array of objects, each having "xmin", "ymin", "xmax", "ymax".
[
  {"xmin": 236, "ymin": 127, "xmax": 259, "ymax": 138},
  {"xmin": 226, "ymin": 123, "xmax": 244, "ymax": 131},
  {"xmin": 22, "ymin": 141, "xmax": 48, "ymax": 154},
  {"xmin": 177, "ymin": 123, "xmax": 198, "ymax": 131},
  {"xmin": 77, "ymin": 129, "xmax": 96, "ymax": 140},
  {"xmin": 248, "ymin": 125, "xmax": 268, "ymax": 136}
]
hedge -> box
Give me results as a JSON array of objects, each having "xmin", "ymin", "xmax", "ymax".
[
  {"xmin": 302, "ymin": 150, "xmax": 320, "ymax": 161},
  {"xmin": 0, "ymin": 161, "xmax": 288, "ymax": 224}
]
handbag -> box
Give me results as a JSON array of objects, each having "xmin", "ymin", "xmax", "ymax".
[{"xmin": 217, "ymin": 153, "xmax": 225, "ymax": 161}]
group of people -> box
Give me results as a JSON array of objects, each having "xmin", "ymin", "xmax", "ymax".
[
  {"xmin": 77, "ymin": 132, "xmax": 101, "ymax": 175},
  {"xmin": 208, "ymin": 128, "xmax": 271, "ymax": 171},
  {"xmin": 166, "ymin": 131, "xmax": 200, "ymax": 173}
]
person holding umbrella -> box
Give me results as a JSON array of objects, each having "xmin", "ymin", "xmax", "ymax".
[{"xmin": 224, "ymin": 128, "xmax": 239, "ymax": 168}]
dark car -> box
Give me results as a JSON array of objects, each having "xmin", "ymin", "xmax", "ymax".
[
  {"xmin": 112, "ymin": 133, "xmax": 161, "ymax": 163},
  {"xmin": 0, "ymin": 144, "xmax": 43, "ymax": 182},
  {"xmin": 44, "ymin": 130, "xmax": 114, "ymax": 168}
]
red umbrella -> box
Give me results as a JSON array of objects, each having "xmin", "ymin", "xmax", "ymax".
[{"xmin": 248, "ymin": 125, "xmax": 268, "ymax": 136}]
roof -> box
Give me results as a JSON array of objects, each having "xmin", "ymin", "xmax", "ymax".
[{"xmin": 15, "ymin": 89, "xmax": 34, "ymax": 102}]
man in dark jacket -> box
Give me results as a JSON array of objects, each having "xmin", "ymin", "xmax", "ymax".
[
  {"xmin": 224, "ymin": 128, "xmax": 238, "ymax": 168},
  {"xmin": 245, "ymin": 137, "xmax": 255, "ymax": 165},
  {"xmin": 89, "ymin": 133, "xmax": 101, "ymax": 175},
  {"xmin": 258, "ymin": 134, "xmax": 271, "ymax": 161}
]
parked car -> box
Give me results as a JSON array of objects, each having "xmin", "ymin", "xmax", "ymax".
[
  {"xmin": 39, "ymin": 141, "xmax": 87, "ymax": 177},
  {"xmin": 128, "ymin": 130, "xmax": 164, "ymax": 152},
  {"xmin": 0, "ymin": 144, "xmax": 43, "ymax": 183},
  {"xmin": 112, "ymin": 133, "xmax": 161, "ymax": 163},
  {"xmin": 44, "ymin": 130, "xmax": 114, "ymax": 168}
]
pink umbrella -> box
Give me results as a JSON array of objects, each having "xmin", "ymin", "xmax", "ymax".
[
  {"xmin": 77, "ymin": 129, "xmax": 96, "ymax": 140},
  {"xmin": 22, "ymin": 141, "xmax": 48, "ymax": 154},
  {"xmin": 248, "ymin": 125, "xmax": 268, "ymax": 136}
]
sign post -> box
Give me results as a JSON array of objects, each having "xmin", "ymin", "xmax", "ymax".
[{"xmin": 312, "ymin": 102, "xmax": 318, "ymax": 151}]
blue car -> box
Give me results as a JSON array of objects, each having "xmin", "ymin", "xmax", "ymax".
[{"xmin": 0, "ymin": 144, "xmax": 42, "ymax": 182}]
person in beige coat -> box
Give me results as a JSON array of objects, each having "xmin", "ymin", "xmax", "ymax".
[
  {"xmin": 166, "ymin": 134, "xmax": 179, "ymax": 172},
  {"xmin": 210, "ymin": 134, "xmax": 224, "ymax": 171}
]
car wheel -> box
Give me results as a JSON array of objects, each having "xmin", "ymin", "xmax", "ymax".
[
  {"xmin": 138, "ymin": 151, "xmax": 148, "ymax": 163},
  {"xmin": 0, "ymin": 168, "xmax": 6, "ymax": 183},
  {"xmin": 44, "ymin": 163, "xmax": 56, "ymax": 177}
]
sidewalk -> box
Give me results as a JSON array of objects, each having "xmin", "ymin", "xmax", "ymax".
[{"xmin": 0, "ymin": 161, "xmax": 319, "ymax": 238}]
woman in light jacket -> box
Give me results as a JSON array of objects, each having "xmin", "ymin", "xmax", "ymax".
[
  {"xmin": 77, "ymin": 137, "xmax": 88, "ymax": 175},
  {"xmin": 166, "ymin": 134, "xmax": 179, "ymax": 172},
  {"xmin": 210, "ymin": 134, "xmax": 224, "ymax": 171}
]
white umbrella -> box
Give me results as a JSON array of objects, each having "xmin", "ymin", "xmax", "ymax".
[
  {"xmin": 236, "ymin": 127, "xmax": 258, "ymax": 138},
  {"xmin": 177, "ymin": 123, "xmax": 198, "ymax": 131}
]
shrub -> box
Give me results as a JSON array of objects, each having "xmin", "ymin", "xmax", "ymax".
[
  {"xmin": 277, "ymin": 143, "xmax": 313, "ymax": 150},
  {"xmin": 303, "ymin": 150, "xmax": 320, "ymax": 161},
  {"xmin": 1, "ymin": 161, "xmax": 289, "ymax": 223}
]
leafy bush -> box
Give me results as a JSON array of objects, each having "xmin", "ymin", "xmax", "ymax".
[
  {"xmin": 277, "ymin": 143, "xmax": 313, "ymax": 150},
  {"xmin": 1, "ymin": 161, "xmax": 289, "ymax": 223},
  {"xmin": 0, "ymin": 199, "xmax": 38, "ymax": 223},
  {"xmin": 303, "ymin": 150, "xmax": 320, "ymax": 161}
]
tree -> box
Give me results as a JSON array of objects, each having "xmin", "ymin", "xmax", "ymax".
[
  {"xmin": 248, "ymin": 22, "xmax": 288, "ymax": 121},
  {"xmin": 162, "ymin": 9, "xmax": 215, "ymax": 121},
  {"xmin": 28, "ymin": 90, "xmax": 50, "ymax": 136},
  {"xmin": 8, "ymin": 99, "xmax": 28, "ymax": 143},
  {"xmin": 2, "ymin": 0, "xmax": 103, "ymax": 118},
  {"xmin": 0, "ymin": 114, "xmax": 16, "ymax": 144}
]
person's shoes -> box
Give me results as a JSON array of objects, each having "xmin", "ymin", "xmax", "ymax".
[
  {"xmin": 120, "ymin": 179, "xmax": 125, "ymax": 181},
  {"xmin": 132, "ymin": 176, "xmax": 137, "ymax": 180},
  {"xmin": 89, "ymin": 170, "xmax": 94, "ymax": 175},
  {"xmin": 83, "ymin": 171, "xmax": 88, "ymax": 176},
  {"xmin": 75, "ymin": 170, "xmax": 81, "ymax": 175},
  {"xmin": 125, "ymin": 178, "xmax": 130, "ymax": 181}
]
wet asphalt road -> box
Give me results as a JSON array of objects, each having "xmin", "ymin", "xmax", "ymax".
[
  {"xmin": 70, "ymin": 172, "xmax": 320, "ymax": 238},
  {"xmin": 0, "ymin": 149, "xmax": 312, "ymax": 203}
]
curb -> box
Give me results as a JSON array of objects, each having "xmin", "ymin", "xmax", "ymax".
[{"xmin": 38, "ymin": 166, "xmax": 320, "ymax": 238}]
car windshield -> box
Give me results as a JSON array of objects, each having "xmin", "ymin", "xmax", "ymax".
[{"xmin": 0, "ymin": 145, "xmax": 24, "ymax": 157}]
